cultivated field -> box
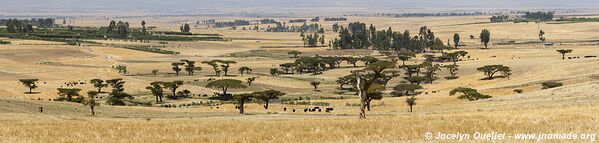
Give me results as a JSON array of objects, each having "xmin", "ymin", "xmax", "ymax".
[{"xmin": 1, "ymin": 15, "xmax": 599, "ymax": 142}]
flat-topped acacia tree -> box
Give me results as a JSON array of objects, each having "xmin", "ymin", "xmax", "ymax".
[
  {"xmin": 163, "ymin": 81, "xmax": 184, "ymax": 99},
  {"xmin": 180, "ymin": 60, "xmax": 200, "ymax": 75},
  {"xmin": 84, "ymin": 91, "xmax": 100, "ymax": 116},
  {"xmin": 310, "ymin": 80, "xmax": 321, "ymax": 91},
  {"xmin": 202, "ymin": 60, "xmax": 221, "ymax": 76},
  {"xmin": 477, "ymin": 65, "xmax": 511, "ymax": 80},
  {"xmin": 217, "ymin": 60, "xmax": 237, "ymax": 76},
  {"xmin": 238, "ymin": 66, "xmax": 252, "ymax": 76},
  {"xmin": 397, "ymin": 52, "xmax": 416, "ymax": 66},
  {"xmin": 353, "ymin": 61, "xmax": 395, "ymax": 118},
  {"xmin": 146, "ymin": 81, "xmax": 164, "ymax": 103},
  {"xmin": 18, "ymin": 79, "xmax": 39, "ymax": 94},
  {"xmin": 449, "ymin": 87, "xmax": 492, "ymax": 101},
  {"xmin": 171, "ymin": 62, "xmax": 184, "ymax": 76},
  {"xmin": 443, "ymin": 64, "xmax": 460, "ymax": 79},
  {"xmin": 57, "ymin": 88, "xmax": 83, "ymax": 102},
  {"xmin": 206, "ymin": 79, "xmax": 247, "ymax": 97},
  {"xmin": 234, "ymin": 93, "xmax": 254, "ymax": 114},
  {"xmin": 253, "ymin": 89, "xmax": 285, "ymax": 109},
  {"xmin": 105, "ymin": 78, "xmax": 132, "ymax": 105},
  {"xmin": 556, "ymin": 49, "xmax": 573, "ymax": 59},
  {"xmin": 90, "ymin": 79, "xmax": 108, "ymax": 93}
]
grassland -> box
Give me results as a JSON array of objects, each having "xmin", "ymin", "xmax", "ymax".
[{"xmin": 1, "ymin": 15, "xmax": 599, "ymax": 142}]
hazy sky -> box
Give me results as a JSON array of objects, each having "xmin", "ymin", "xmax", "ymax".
[{"xmin": 2, "ymin": 0, "xmax": 598, "ymax": 16}]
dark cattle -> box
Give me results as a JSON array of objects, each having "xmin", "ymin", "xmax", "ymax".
[
  {"xmin": 326, "ymin": 108, "xmax": 334, "ymax": 112},
  {"xmin": 304, "ymin": 108, "xmax": 308, "ymax": 112},
  {"xmin": 283, "ymin": 107, "xmax": 287, "ymax": 112},
  {"xmin": 318, "ymin": 109, "xmax": 321, "ymax": 112},
  {"xmin": 292, "ymin": 109, "xmax": 296, "ymax": 112}
]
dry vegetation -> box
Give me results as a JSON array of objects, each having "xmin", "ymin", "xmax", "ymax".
[{"xmin": 1, "ymin": 14, "xmax": 599, "ymax": 142}]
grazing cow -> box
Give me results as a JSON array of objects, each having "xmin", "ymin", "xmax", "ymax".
[
  {"xmin": 304, "ymin": 108, "xmax": 308, "ymax": 112},
  {"xmin": 292, "ymin": 109, "xmax": 296, "ymax": 112},
  {"xmin": 326, "ymin": 108, "xmax": 334, "ymax": 112},
  {"xmin": 283, "ymin": 107, "xmax": 287, "ymax": 112},
  {"xmin": 318, "ymin": 109, "xmax": 321, "ymax": 112}
]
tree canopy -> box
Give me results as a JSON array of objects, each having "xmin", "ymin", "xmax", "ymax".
[{"xmin": 449, "ymin": 87, "xmax": 492, "ymax": 101}]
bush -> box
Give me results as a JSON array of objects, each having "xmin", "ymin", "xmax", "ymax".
[
  {"xmin": 0, "ymin": 40, "xmax": 10, "ymax": 44},
  {"xmin": 541, "ymin": 81, "xmax": 563, "ymax": 89},
  {"xmin": 513, "ymin": 89, "xmax": 523, "ymax": 93}
]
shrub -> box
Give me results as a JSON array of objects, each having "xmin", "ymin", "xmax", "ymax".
[
  {"xmin": 513, "ymin": 89, "xmax": 523, "ymax": 93},
  {"xmin": 541, "ymin": 81, "xmax": 563, "ymax": 89}
]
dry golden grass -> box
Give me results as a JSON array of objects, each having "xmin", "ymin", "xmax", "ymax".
[{"xmin": 1, "ymin": 15, "xmax": 599, "ymax": 142}]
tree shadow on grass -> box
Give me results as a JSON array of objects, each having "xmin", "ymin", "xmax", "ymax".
[
  {"xmin": 23, "ymin": 92, "xmax": 41, "ymax": 94},
  {"xmin": 444, "ymin": 76, "xmax": 460, "ymax": 80},
  {"xmin": 479, "ymin": 76, "xmax": 508, "ymax": 80}
]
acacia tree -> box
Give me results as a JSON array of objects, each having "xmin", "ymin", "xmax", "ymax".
[
  {"xmin": 146, "ymin": 81, "xmax": 164, "ymax": 103},
  {"xmin": 234, "ymin": 93, "xmax": 254, "ymax": 114},
  {"xmin": 449, "ymin": 87, "xmax": 492, "ymax": 101},
  {"xmin": 288, "ymin": 51, "xmax": 302, "ymax": 58},
  {"xmin": 310, "ymin": 80, "xmax": 321, "ymax": 91},
  {"xmin": 246, "ymin": 77, "xmax": 257, "ymax": 86},
  {"xmin": 206, "ymin": 79, "xmax": 247, "ymax": 96},
  {"xmin": 18, "ymin": 79, "xmax": 38, "ymax": 94},
  {"xmin": 336, "ymin": 75, "xmax": 355, "ymax": 89},
  {"xmin": 480, "ymin": 29, "xmax": 491, "ymax": 48},
  {"xmin": 405, "ymin": 96, "xmax": 416, "ymax": 112},
  {"xmin": 421, "ymin": 62, "xmax": 440, "ymax": 84},
  {"xmin": 354, "ymin": 61, "xmax": 395, "ymax": 118},
  {"xmin": 171, "ymin": 62, "xmax": 184, "ymax": 76},
  {"xmin": 539, "ymin": 30, "xmax": 546, "ymax": 42},
  {"xmin": 238, "ymin": 66, "xmax": 252, "ymax": 76},
  {"xmin": 397, "ymin": 52, "xmax": 416, "ymax": 66},
  {"xmin": 202, "ymin": 60, "xmax": 221, "ymax": 76},
  {"xmin": 453, "ymin": 33, "xmax": 460, "ymax": 49},
  {"xmin": 556, "ymin": 49, "xmax": 572, "ymax": 59},
  {"xmin": 477, "ymin": 65, "xmax": 511, "ymax": 79},
  {"xmin": 84, "ymin": 91, "xmax": 100, "ymax": 116},
  {"xmin": 105, "ymin": 78, "xmax": 132, "ymax": 105},
  {"xmin": 181, "ymin": 60, "xmax": 200, "ymax": 75},
  {"xmin": 163, "ymin": 81, "xmax": 184, "ymax": 99},
  {"xmin": 90, "ymin": 79, "xmax": 108, "ymax": 93},
  {"xmin": 57, "ymin": 88, "xmax": 83, "ymax": 102},
  {"xmin": 391, "ymin": 84, "xmax": 423, "ymax": 96},
  {"xmin": 364, "ymin": 84, "xmax": 384, "ymax": 111},
  {"xmin": 253, "ymin": 89, "xmax": 285, "ymax": 109},
  {"xmin": 218, "ymin": 60, "xmax": 237, "ymax": 76},
  {"xmin": 443, "ymin": 64, "xmax": 460, "ymax": 79}
]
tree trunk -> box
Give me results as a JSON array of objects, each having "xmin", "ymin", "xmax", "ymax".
[
  {"xmin": 264, "ymin": 101, "xmax": 269, "ymax": 109},
  {"xmin": 409, "ymin": 105, "xmax": 413, "ymax": 112},
  {"xmin": 222, "ymin": 87, "xmax": 228, "ymax": 95},
  {"xmin": 562, "ymin": 54, "xmax": 565, "ymax": 59},
  {"xmin": 155, "ymin": 96, "xmax": 159, "ymax": 103},
  {"xmin": 356, "ymin": 76, "xmax": 366, "ymax": 118},
  {"xmin": 159, "ymin": 95, "xmax": 163, "ymax": 102},
  {"xmin": 366, "ymin": 100, "xmax": 371, "ymax": 111},
  {"xmin": 90, "ymin": 106, "xmax": 95, "ymax": 116},
  {"xmin": 239, "ymin": 102, "xmax": 244, "ymax": 114},
  {"xmin": 29, "ymin": 88, "xmax": 32, "ymax": 93}
]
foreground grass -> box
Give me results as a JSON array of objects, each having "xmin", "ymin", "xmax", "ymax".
[{"xmin": 0, "ymin": 105, "xmax": 597, "ymax": 142}]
